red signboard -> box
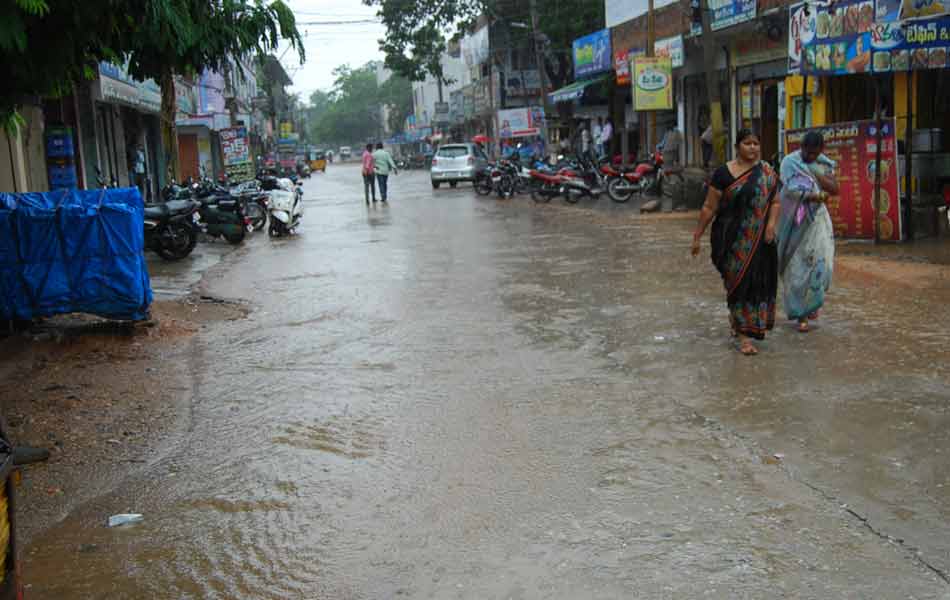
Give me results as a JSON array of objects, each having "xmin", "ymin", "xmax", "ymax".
[{"xmin": 786, "ymin": 119, "xmax": 901, "ymax": 241}]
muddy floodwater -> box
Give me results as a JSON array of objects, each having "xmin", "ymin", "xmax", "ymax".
[{"xmin": 21, "ymin": 164, "xmax": 950, "ymax": 598}]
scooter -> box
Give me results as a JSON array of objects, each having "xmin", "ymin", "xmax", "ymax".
[
  {"xmin": 231, "ymin": 179, "xmax": 269, "ymax": 231},
  {"xmin": 267, "ymin": 178, "xmax": 303, "ymax": 237}
]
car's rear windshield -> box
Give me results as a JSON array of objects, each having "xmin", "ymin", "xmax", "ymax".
[{"xmin": 437, "ymin": 146, "xmax": 470, "ymax": 158}]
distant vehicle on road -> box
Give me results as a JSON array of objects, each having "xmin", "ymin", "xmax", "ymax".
[
  {"xmin": 339, "ymin": 146, "xmax": 352, "ymax": 161},
  {"xmin": 430, "ymin": 143, "xmax": 489, "ymax": 189}
]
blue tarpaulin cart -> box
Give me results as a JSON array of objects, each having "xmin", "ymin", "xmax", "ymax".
[{"xmin": 0, "ymin": 187, "xmax": 153, "ymax": 322}]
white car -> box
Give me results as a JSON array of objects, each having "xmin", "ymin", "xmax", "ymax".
[{"xmin": 430, "ymin": 143, "xmax": 489, "ymax": 189}]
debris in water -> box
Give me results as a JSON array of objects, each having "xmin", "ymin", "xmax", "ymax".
[
  {"xmin": 654, "ymin": 335, "xmax": 665, "ymax": 341},
  {"xmin": 108, "ymin": 513, "xmax": 144, "ymax": 527}
]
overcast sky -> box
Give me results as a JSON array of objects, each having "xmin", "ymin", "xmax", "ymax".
[{"xmin": 279, "ymin": 0, "xmax": 387, "ymax": 102}]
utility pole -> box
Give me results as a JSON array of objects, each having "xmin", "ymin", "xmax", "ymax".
[
  {"xmin": 700, "ymin": 0, "xmax": 726, "ymax": 164},
  {"xmin": 647, "ymin": 0, "xmax": 656, "ymax": 148},
  {"xmin": 529, "ymin": 0, "xmax": 551, "ymax": 151}
]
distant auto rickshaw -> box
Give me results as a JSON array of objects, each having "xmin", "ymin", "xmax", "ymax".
[{"xmin": 310, "ymin": 150, "xmax": 327, "ymax": 173}]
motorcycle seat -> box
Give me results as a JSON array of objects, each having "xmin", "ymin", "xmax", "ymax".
[{"xmin": 144, "ymin": 205, "xmax": 166, "ymax": 219}]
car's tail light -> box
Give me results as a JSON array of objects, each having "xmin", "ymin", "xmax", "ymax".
[{"xmin": 432, "ymin": 157, "xmax": 438, "ymax": 166}]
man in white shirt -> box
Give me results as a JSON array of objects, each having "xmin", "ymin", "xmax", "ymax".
[
  {"xmin": 592, "ymin": 117, "xmax": 603, "ymax": 158},
  {"xmin": 600, "ymin": 119, "xmax": 613, "ymax": 160}
]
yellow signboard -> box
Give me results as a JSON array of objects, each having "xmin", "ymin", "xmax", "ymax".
[{"xmin": 632, "ymin": 57, "xmax": 673, "ymax": 111}]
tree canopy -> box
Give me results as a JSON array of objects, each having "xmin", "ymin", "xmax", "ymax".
[
  {"xmin": 307, "ymin": 63, "xmax": 413, "ymax": 147},
  {"xmin": 1, "ymin": 0, "xmax": 305, "ymax": 142},
  {"xmin": 362, "ymin": 0, "xmax": 604, "ymax": 89}
]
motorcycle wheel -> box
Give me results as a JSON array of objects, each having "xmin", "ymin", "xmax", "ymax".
[
  {"xmin": 497, "ymin": 175, "xmax": 515, "ymax": 199},
  {"xmin": 607, "ymin": 178, "xmax": 634, "ymax": 203},
  {"xmin": 268, "ymin": 221, "xmax": 283, "ymax": 238},
  {"xmin": 531, "ymin": 187, "xmax": 553, "ymax": 203},
  {"xmin": 246, "ymin": 202, "xmax": 267, "ymax": 231},
  {"xmin": 639, "ymin": 174, "xmax": 659, "ymax": 200},
  {"xmin": 224, "ymin": 228, "xmax": 246, "ymax": 244},
  {"xmin": 155, "ymin": 223, "xmax": 197, "ymax": 260},
  {"xmin": 474, "ymin": 176, "xmax": 493, "ymax": 196}
]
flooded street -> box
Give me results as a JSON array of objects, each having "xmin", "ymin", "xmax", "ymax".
[{"xmin": 22, "ymin": 164, "xmax": 950, "ymax": 598}]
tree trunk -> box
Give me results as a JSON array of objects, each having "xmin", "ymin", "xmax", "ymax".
[
  {"xmin": 160, "ymin": 69, "xmax": 180, "ymax": 183},
  {"xmin": 700, "ymin": 0, "xmax": 726, "ymax": 165}
]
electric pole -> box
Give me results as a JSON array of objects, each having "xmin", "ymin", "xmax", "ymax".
[
  {"xmin": 647, "ymin": 0, "xmax": 656, "ymax": 148},
  {"xmin": 529, "ymin": 0, "xmax": 551, "ymax": 150}
]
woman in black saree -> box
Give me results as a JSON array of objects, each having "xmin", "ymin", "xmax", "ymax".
[{"xmin": 691, "ymin": 129, "xmax": 781, "ymax": 355}]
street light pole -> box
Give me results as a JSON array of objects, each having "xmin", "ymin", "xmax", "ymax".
[{"xmin": 529, "ymin": 0, "xmax": 552, "ymax": 151}]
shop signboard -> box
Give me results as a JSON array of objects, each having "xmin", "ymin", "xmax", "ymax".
[
  {"xmin": 633, "ymin": 57, "xmax": 673, "ymax": 111},
  {"xmin": 614, "ymin": 48, "xmax": 645, "ymax": 85},
  {"xmin": 497, "ymin": 107, "xmax": 544, "ymax": 138},
  {"xmin": 573, "ymin": 29, "xmax": 612, "ymax": 78},
  {"xmin": 709, "ymin": 0, "xmax": 756, "ymax": 30},
  {"xmin": 900, "ymin": 0, "xmax": 950, "ymax": 19},
  {"xmin": 797, "ymin": 0, "xmax": 876, "ymax": 75},
  {"xmin": 788, "ymin": 2, "xmax": 816, "ymax": 73},
  {"xmin": 786, "ymin": 119, "xmax": 902, "ymax": 241},
  {"xmin": 654, "ymin": 35, "xmax": 685, "ymax": 68},
  {"xmin": 876, "ymin": 0, "xmax": 903, "ymax": 21},
  {"xmin": 99, "ymin": 61, "xmax": 162, "ymax": 113},
  {"xmin": 870, "ymin": 15, "xmax": 950, "ymax": 71},
  {"xmin": 220, "ymin": 127, "xmax": 253, "ymax": 182}
]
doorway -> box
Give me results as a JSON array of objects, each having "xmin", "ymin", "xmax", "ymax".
[
  {"xmin": 178, "ymin": 134, "xmax": 199, "ymax": 182},
  {"xmin": 760, "ymin": 84, "xmax": 779, "ymax": 162}
]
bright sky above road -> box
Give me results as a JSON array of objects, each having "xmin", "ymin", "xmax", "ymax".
[{"xmin": 282, "ymin": 0, "xmax": 387, "ymax": 101}]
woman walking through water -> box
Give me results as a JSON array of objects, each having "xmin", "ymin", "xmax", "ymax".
[
  {"xmin": 777, "ymin": 131, "xmax": 839, "ymax": 332},
  {"xmin": 692, "ymin": 129, "xmax": 781, "ymax": 355}
]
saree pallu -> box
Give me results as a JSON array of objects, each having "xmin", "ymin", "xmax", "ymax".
[
  {"xmin": 710, "ymin": 164, "xmax": 779, "ymax": 340},
  {"xmin": 777, "ymin": 154, "xmax": 835, "ymax": 321}
]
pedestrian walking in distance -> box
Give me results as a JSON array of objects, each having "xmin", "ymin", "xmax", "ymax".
[
  {"xmin": 777, "ymin": 132, "xmax": 840, "ymax": 333},
  {"xmin": 372, "ymin": 143, "xmax": 398, "ymax": 203},
  {"xmin": 361, "ymin": 143, "xmax": 376, "ymax": 204},
  {"xmin": 691, "ymin": 129, "xmax": 781, "ymax": 356}
]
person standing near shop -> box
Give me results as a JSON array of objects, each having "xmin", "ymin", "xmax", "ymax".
[
  {"xmin": 361, "ymin": 143, "xmax": 376, "ymax": 204},
  {"xmin": 592, "ymin": 117, "xmax": 604, "ymax": 158},
  {"xmin": 580, "ymin": 121, "xmax": 591, "ymax": 157},
  {"xmin": 601, "ymin": 118, "xmax": 614, "ymax": 161},
  {"xmin": 372, "ymin": 142, "xmax": 398, "ymax": 203}
]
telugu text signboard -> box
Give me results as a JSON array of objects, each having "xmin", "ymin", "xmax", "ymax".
[
  {"xmin": 786, "ymin": 119, "xmax": 901, "ymax": 241},
  {"xmin": 709, "ymin": 0, "xmax": 756, "ymax": 30},
  {"xmin": 870, "ymin": 15, "xmax": 950, "ymax": 71},
  {"xmin": 573, "ymin": 29, "xmax": 612, "ymax": 79},
  {"xmin": 220, "ymin": 127, "xmax": 253, "ymax": 182},
  {"xmin": 633, "ymin": 57, "xmax": 673, "ymax": 111}
]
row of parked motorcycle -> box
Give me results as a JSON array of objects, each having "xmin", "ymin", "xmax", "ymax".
[
  {"xmin": 97, "ymin": 168, "xmax": 307, "ymax": 261},
  {"xmin": 471, "ymin": 147, "xmax": 681, "ymax": 205}
]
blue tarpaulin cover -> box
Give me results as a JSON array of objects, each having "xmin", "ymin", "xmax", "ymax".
[{"xmin": 0, "ymin": 187, "xmax": 153, "ymax": 321}]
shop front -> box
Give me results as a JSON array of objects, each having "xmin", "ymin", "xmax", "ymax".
[{"xmin": 786, "ymin": 0, "xmax": 950, "ymax": 239}]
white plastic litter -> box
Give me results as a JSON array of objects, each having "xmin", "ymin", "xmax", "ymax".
[{"xmin": 108, "ymin": 513, "xmax": 144, "ymax": 527}]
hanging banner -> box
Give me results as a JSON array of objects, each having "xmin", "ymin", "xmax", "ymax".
[
  {"xmin": 710, "ymin": 0, "xmax": 756, "ymax": 30},
  {"xmin": 870, "ymin": 15, "xmax": 950, "ymax": 71},
  {"xmin": 786, "ymin": 119, "xmax": 901, "ymax": 241},
  {"xmin": 655, "ymin": 35, "xmax": 685, "ymax": 68},
  {"xmin": 573, "ymin": 29, "xmax": 612, "ymax": 78},
  {"xmin": 633, "ymin": 57, "xmax": 673, "ymax": 111}
]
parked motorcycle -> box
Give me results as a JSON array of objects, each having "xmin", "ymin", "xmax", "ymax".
[
  {"xmin": 189, "ymin": 179, "xmax": 249, "ymax": 244},
  {"xmin": 606, "ymin": 148, "xmax": 666, "ymax": 204},
  {"xmin": 231, "ymin": 179, "xmax": 269, "ymax": 232},
  {"xmin": 267, "ymin": 178, "xmax": 303, "ymax": 237},
  {"xmin": 144, "ymin": 191, "xmax": 202, "ymax": 260}
]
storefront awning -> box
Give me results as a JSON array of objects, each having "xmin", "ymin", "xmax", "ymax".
[{"xmin": 548, "ymin": 74, "xmax": 608, "ymax": 104}]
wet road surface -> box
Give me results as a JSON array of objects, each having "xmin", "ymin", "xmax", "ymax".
[{"xmin": 22, "ymin": 163, "xmax": 950, "ymax": 598}]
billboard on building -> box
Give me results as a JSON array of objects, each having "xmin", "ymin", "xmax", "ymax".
[
  {"xmin": 654, "ymin": 35, "xmax": 685, "ymax": 68},
  {"xmin": 497, "ymin": 107, "xmax": 545, "ymax": 138},
  {"xmin": 573, "ymin": 29, "xmax": 613, "ymax": 78},
  {"xmin": 709, "ymin": 0, "xmax": 756, "ymax": 30},
  {"xmin": 99, "ymin": 61, "xmax": 162, "ymax": 113}
]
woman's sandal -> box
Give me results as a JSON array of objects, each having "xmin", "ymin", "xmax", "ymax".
[{"xmin": 797, "ymin": 321, "xmax": 810, "ymax": 333}]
